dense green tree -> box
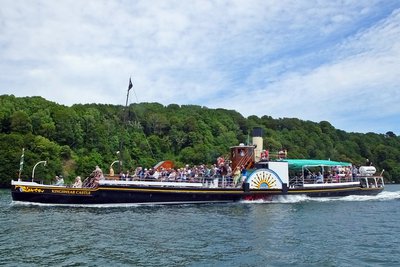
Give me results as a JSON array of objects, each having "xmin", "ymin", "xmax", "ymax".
[
  {"xmin": 31, "ymin": 109, "xmax": 56, "ymax": 138},
  {"xmin": 0, "ymin": 96, "xmax": 15, "ymax": 133},
  {"xmin": 11, "ymin": 110, "xmax": 32, "ymax": 134},
  {"xmin": 52, "ymin": 107, "xmax": 83, "ymax": 148},
  {"xmin": 0, "ymin": 94, "xmax": 400, "ymax": 186},
  {"xmin": 0, "ymin": 132, "xmax": 63, "ymax": 186}
]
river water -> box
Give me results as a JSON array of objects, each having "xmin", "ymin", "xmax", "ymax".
[{"xmin": 1, "ymin": 185, "xmax": 399, "ymax": 266}]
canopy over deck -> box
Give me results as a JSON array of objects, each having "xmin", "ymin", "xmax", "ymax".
[{"xmin": 279, "ymin": 159, "xmax": 351, "ymax": 170}]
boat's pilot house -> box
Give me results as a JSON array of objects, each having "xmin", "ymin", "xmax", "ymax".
[
  {"xmin": 230, "ymin": 144, "xmax": 255, "ymax": 171},
  {"xmin": 230, "ymin": 128, "xmax": 263, "ymax": 171}
]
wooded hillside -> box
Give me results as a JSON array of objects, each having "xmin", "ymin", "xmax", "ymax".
[{"xmin": 1, "ymin": 94, "xmax": 399, "ymax": 187}]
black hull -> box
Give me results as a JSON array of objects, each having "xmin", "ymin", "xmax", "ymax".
[{"xmin": 11, "ymin": 184, "xmax": 384, "ymax": 205}]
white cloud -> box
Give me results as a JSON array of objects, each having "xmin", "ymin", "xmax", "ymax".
[
  {"xmin": 1, "ymin": 0, "xmax": 400, "ymax": 133},
  {"xmin": 211, "ymin": 5, "xmax": 400, "ymax": 133}
]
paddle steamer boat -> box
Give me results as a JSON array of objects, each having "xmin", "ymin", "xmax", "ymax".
[{"xmin": 11, "ymin": 129, "xmax": 384, "ymax": 205}]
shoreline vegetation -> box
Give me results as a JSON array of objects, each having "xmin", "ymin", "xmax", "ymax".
[{"xmin": 1, "ymin": 94, "xmax": 399, "ymax": 187}]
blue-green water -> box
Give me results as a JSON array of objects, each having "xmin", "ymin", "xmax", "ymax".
[{"xmin": 1, "ymin": 185, "xmax": 399, "ymax": 267}]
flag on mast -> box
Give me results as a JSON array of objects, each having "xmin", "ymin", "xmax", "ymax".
[
  {"xmin": 128, "ymin": 77, "xmax": 133, "ymax": 91},
  {"xmin": 18, "ymin": 148, "xmax": 25, "ymax": 179}
]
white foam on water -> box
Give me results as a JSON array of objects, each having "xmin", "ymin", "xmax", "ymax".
[
  {"xmin": 10, "ymin": 200, "xmax": 231, "ymax": 208},
  {"xmin": 239, "ymin": 190, "xmax": 400, "ymax": 204},
  {"xmin": 339, "ymin": 190, "xmax": 400, "ymax": 202},
  {"xmin": 10, "ymin": 201, "xmax": 145, "ymax": 208},
  {"xmin": 271, "ymin": 194, "xmax": 312, "ymax": 203},
  {"xmin": 290, "ymin": 190, "xmax": 400, "ymax": 203},
  {"xmin": 240, "ymin": 194, "xmax": 312, "ymax": 204}
]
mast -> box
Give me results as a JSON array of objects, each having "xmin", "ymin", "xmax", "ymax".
[
  {"xmin": 118, "ymin": 78, "xmax": 133, "ymax": 173},
  {"xmin": 119, "ymin": 77, "xmax": 156, "ymax": 174}
]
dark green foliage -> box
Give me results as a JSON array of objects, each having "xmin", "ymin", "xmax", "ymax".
[
  {"xmin": 11, "ymin": 110, "xmax": 32, "ymax": 134},
  {"xmin": 0, "ymin": 94, "xmax": 399, "ymax": 187},
  {"xmin": 0, "ymin": 133, "xmax": 63, "ymax": 186}
]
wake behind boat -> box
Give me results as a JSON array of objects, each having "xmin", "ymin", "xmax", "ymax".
[{"xmin": 11, "ymin": 129, "xmax": 384, "ymax": 205}]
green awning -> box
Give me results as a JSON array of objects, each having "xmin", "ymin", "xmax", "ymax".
[{"xmin": 279, "ymin": 159, "xmax": 351, "ymax": 170}]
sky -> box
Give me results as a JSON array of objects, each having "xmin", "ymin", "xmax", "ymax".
[{"xmin": 1, "ymin": 0, "xmax": 400, "ymax": 134}]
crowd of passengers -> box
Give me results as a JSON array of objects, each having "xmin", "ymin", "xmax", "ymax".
[
  {"xmin": 58, "ymin": 161, "xmax": 383, "ymax": 189},
  {"xmin": 115, "ymin": 163, "xmax": 243, "ymax": 183},
  {"xmin": 291, "ymin": 165, "xmax": 375, "ymax": 185},
  {"xmin": 56, "ymin": 162, "xmax": 245, "ymax": 188}
]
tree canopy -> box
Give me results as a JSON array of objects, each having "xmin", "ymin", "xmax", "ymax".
[{"xmin": 0, "ymin": 94, "xmax": 399, "ymax": 187}]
